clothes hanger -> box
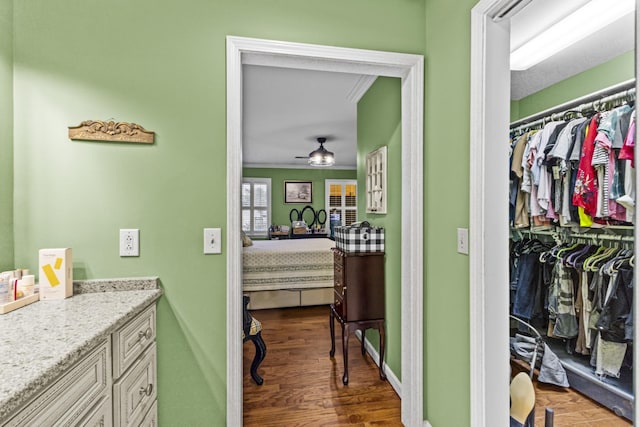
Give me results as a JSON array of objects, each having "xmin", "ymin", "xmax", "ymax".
[
  {"xmin": 566, "ymin": 244, "xmax": 597, "ymax": 268},
  {"xmin": 581, "ymin": 245, "xmax": 605, "ymax": 270},
  {"xmin": 555, "ymin": 242, "xmax": 582, "ymax": 259},
  {"xmin": 589, "ymin": 246, "xmax": 620, "ymax": 271},
  {"xmin": 583, "ymin": 246, "xmax": 615, "ymax": 272}
]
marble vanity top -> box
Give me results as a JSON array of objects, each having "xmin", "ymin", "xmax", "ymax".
[{"xmin": 0, "ymin": 277, "xmax": 162, "ymax": 421}]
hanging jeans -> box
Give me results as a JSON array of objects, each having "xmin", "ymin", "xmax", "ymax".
[{"xmin": 512, "ymin": 252, "xmax": 540, "ymax": 321}]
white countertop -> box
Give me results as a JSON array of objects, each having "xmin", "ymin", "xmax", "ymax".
[{"xmin": 0, "ymin": 278, "xmax": 162, "ymax": 421}]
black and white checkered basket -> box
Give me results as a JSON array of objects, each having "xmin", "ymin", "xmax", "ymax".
[{"xmin": 334, "ymin": 222, "xmax": 385, "ymax": 253}]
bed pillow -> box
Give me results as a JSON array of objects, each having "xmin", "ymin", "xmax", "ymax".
[{"xmin": 241, "ymin": 230, "xmax": 253, "ymax": 247}]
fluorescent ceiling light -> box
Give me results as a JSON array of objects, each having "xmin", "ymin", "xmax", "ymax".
[{"xmin": 510, "ymin": 0, "xmax": 635, "ymax": 70}]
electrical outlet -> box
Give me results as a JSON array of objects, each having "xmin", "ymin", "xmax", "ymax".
[
  {"xmin": 204, "ymin": 228, "xmax": 221, "ymax": 254},
  {"xmin": 119, "ymin": 229, "xmax": 140, "ymax": 257}
]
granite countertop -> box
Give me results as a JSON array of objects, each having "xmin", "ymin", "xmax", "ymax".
[{"xmin": 0, "ymin": 277, "xmax": 162, "ymax": 421}]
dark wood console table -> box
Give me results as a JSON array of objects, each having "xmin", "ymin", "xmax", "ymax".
[{"xmin": 329, "ymin": 248, "xmax": 386, "ymax": 385}]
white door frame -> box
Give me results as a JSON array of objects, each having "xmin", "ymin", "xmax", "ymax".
[
  {"xmin": 469, "ymin": 1, "xmax": 640, "ymax": 426},
  {"xmin": 469, "ymin": 2, "xmax": 512, "ymax": 425},
  {"xmin": 226, "ymin": 37, "xmax": 424, "ymax": 426}
]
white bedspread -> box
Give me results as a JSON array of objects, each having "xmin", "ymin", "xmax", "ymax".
[{"xmin": 242, "ymin": 238, "xmax": 335, "ymax": 291}]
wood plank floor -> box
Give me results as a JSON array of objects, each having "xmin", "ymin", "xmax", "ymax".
[
  {"xmin": 243, "ymin": 305, "xmax": 631, "ymax": 426},
  {"xmin": 243, "ymin": 305, "xmax": 402, "ymax": 426},
  {"xmin": 511, "ymin": 361, "xmax": 632, "ymax": 427}
]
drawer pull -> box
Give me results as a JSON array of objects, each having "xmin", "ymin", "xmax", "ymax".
[
  {"xmin": 342, "ymin": 287, "xmax": 347, "ymax": 296},
  {"xmin": 139, "ymin": 383, "xmax": 154, "ymax": 396},
  {"xmin": 138, "ymin": 327, "xmax": 153, "ymax": 341}
]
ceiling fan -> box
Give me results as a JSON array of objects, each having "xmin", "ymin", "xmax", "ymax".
[{"xmin": 295, "ymin": 137, "xmax": 335, "ymax": 167}]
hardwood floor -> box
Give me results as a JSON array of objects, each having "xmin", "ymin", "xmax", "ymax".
[
  {"xmin": 244, "ymin": 305, "xmax": 633, "ymax": 426},
  {"xmin": 511, "ymin": 361, "xmax": 632, "ymax": 427},
  {"xmin": 243, "ymin": 305, "xmax": 402, "ymax": 426}
]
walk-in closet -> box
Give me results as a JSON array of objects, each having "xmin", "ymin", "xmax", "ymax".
[
  {"xmin": 507, "ymin": 1, "xmax": 636, "ymax": 425},
  {"xmin": 510, "ymin": 80, "xmax": 636, "ymax": 423}
]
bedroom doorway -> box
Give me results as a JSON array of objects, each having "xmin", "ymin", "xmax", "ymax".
[{"xmin": 227, "ymin": 37, "xmax": 424, "ymax": 426}]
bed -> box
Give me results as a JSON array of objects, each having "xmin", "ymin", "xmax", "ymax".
[{"xmin": 243, "ymin": 238, "xmax": 335, "ymax": 309}]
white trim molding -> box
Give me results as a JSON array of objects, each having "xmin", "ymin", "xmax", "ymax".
[
  {"xmin": 243, "ymin": 162, "xmax": 356, "ymax": 170},
  {"xmin": 227, "ymin": 36, "xmax": 424, "ymax": 426},
  {"xmin": 355, "ymin": 330, "xmax": 402, "ymax": 397},
  {"xmin": 470, "ymin": 1, "xmax": 512, "ymax": 426},
  {"xmin": 346, "ymin": 74, "xmax": 378, "ymax": 104}
]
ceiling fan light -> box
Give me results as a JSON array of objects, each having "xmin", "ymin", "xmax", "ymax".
[
  {"xmin": 309, "ymin": 149, "xmax": 335, "ymax": 167},
  {"xmin": 307, "ymin": 137, "xmax": 336, "ymax": 167}
]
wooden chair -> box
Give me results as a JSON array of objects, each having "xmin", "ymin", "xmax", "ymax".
[{"xmin": 243, "ymin": 295, "xmax": 266, "ymax": 385}]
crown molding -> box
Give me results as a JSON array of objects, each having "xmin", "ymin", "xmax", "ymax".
[
  {"xmin": 242, "ymin": 162, "xmax": 356, "ymax": 170},
  {"xmin": 346, "ymin": 74, "xmax": 378, "ymax": 103}
]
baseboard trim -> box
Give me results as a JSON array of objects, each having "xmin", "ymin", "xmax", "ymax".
[
  {"xmin": 355, "ymin": 330, "xmax": 402, "ymax": 397},
  {"xmin": 356, "ymin": 331, "xmax": 433, "ymax": 427}
]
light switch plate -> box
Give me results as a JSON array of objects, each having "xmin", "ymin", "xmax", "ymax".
[
  {"xmin": 457, "ymin": 228, "xmax": 469, "ymax": 255},
  {"xmin": 204, "ymin": 228, "xmax": 222, "ymax": 254}
]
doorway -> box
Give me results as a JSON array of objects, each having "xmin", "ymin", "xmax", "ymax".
[
  {"xmin": 226, "ymin": 37, "xmax": 424, "ymax": 426},
  {"xmin": 470, "ymin": 0, "xmax": 640, "ymax": 426}
]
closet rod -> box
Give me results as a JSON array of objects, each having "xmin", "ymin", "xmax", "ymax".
[
  {"xmin": 512, "ymin": 87, "xmax": 637, "ymax": 133},
  {"xmin": 510, "ymin": 79, "xmax": 636, "ymax": 130},
  {"xmin": 567, "ymin": 233, "xmax": 634, "ymax": 243},
  {"xmin": 515, "ymin": 228, "xmax": 634, "ymax": 243}
]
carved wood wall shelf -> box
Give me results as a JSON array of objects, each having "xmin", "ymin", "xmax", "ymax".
[{"xmin": 68, "ymin": 120, "xmax": 155, "ymax": 144}]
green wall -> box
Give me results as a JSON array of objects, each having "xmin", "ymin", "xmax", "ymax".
[
  {"xmin": 424, "ymin": 1, "xmax": 475, "ymax": 425},
  {"xmin": 0, "ymin": 0, "xmax": 13, "ymax": 271},
  {"xmin": 243, "ymin": 167, "xmax": 356, "ymax": 232},
  {"xmin": 512, "ymin": 50, "xmax": 635, "ymax": 121},
  {"xmin": 10, "ymin": 1, "xmax": 426, "ymax": 425},
  {"xmin": 357, "ymin": 77, "xmax": 402, "ymax": 380}
]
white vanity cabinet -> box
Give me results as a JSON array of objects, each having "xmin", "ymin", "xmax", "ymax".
[
  {"xmin": 2, "ymin": 340, "xmax": 112, "ymax": 426},
  {"xmin": 112, "ymin": 304, "xmax": 157, "ymax": 426},
  {"xmin": 1, "ymin": 301, "xmax": 158, "ymax": 427}
]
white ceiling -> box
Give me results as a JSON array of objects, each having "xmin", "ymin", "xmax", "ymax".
[
  {"xmin": 242, "ymin": 0, "xmax": 636, "ymax": 168},
  {"xmin": 242, "ymin": 65, "xmax": 370, "ymax": 169}
]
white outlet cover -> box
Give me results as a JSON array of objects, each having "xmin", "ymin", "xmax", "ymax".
[{"xmin": 120, "ymin": 229, "xmax": 140, "ymax": 257}]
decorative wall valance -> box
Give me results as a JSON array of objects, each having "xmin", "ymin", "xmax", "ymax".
[{"xmin": 68, "ymin": 120, "xmax": 155, "ymax": 144}]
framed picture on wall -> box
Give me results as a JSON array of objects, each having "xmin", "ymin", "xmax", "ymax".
[{"xmin": 284, "ymin": 181, "xmax": 312, "ymax": 203}]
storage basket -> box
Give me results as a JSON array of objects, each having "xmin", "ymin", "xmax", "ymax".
[{"xmin": 334, "ymin": 222, "xmax": 384, "ymax": 253}]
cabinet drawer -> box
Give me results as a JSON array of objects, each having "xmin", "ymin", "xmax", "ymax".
[
  {"xmin": 334, "ymin": 274, "xmax": 343, "ymax": 292},
  {"xmin": 114, "ymin": 343, "xmax": 157, "ymax": 427},
  {"xmin": 113, "ymin": 304, "xmax": 156, "ymax": 378},
  {"xmin": 4, "ymin": 340, "xmax": 111, "ymax": 427},
  {"xmin": 139, "ymin": 399, "xmax": 158, "ymax": 427},
  {"xmin": 333, "ymin": 249, "xmax": 344, "ymax": 267},
  {"xmin": 334, "ymin": 262, "xmax": 343, "ymax": 279},
  {"xmin": 78, "ymin": 395, "xmax": 113, "ymax": 426}
]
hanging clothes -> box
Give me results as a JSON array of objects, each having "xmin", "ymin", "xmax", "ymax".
[
  {"xmin": 510, "ymin": 237, "xmax": 634, "ymax": 381},
  {"xmin": 573, "ymin": 114, "xmax": 600, "ymax": 221}
]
